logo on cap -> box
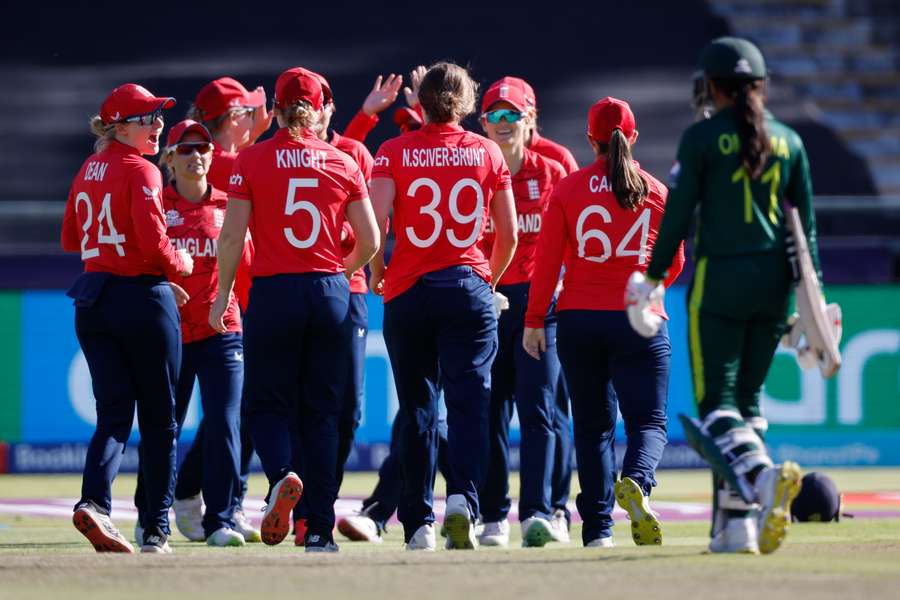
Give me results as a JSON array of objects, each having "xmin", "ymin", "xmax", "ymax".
[
  {"xmin": 499, "ymin": 85, "xmax": 509, "ymax": 99},
  {"xmin": 734, "ymin": 58, "xmax": 753, "ymax": 74}
]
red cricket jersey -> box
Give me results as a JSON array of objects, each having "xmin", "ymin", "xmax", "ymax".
[
  {"xmin": 529, "ymin": 131, "xmax": 579, "ymax": 175},
  {"xmin": 163, "ymin": 184, "xmax": 250, "ymax": 343},
  {"xmin": 61, "ymin": 140, "xmax": 186, "ymax": 278},
  {"xmin": 525, "ymin": 158, "xmax": 685, "ymax": 328},
  {"xmin": 228, "ymin": 127, "xmax": 368, "ymax": 278},
  {"xmin": 372, "ymin": 123, "xmax": 512, "ymax": 302},
  {"xmin": 207, "ymin": 142, "xmax": 238, "ymax": 191},
  {"xmin": 330, "ymin": 130, "xmax": 374, "ymax": 294},
  {"xmin": 480, "ymin": 149, "xmax": 566, "ymax": 285}
]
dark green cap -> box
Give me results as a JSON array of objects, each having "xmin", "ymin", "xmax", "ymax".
[{"xmin": 700, "ymin": 36, "xmax": 766, "ymax": 79}]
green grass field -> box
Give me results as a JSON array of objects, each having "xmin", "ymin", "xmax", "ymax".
[{"xmin": 1, "ymin": 469, "xmax": 899, "ymax": 600}]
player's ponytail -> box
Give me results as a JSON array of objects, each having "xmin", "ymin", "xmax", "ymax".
[
  {"xmin": 90, "ymin": 114, "xmax": 116, "ymax": 153},
  {"xmin": 713, "ymin": 78, "xmax": 770, "ymax": 179},
  {"xmin": 281, "ymin": 100, "xmax": 319, "ymax": 139},
  {"xmin": 603, "ymin": 129, "xmax": 648, "ymax": 211},
  {"xmin": 418, "ymin": 62, "xmax": 478, "ymax": 124}
]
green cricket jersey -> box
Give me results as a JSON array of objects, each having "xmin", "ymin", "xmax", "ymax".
[{"xmin": 647, "ymin": 107, "xmax": 822, "ymax": 282}]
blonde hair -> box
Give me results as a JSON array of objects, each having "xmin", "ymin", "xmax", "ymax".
[
  {"xmin": 418, "ymin": 62, "xmax": 478, "ymax": 124},
  {"xmin": 280, "ymin": 101, "xmax": 318, "ymax": 139},
  {"xmin": 90, "ymin": 115, "xmax": 116, "ymax": 152}
]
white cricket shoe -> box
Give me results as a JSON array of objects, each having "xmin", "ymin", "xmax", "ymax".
[
  {"xmin": 206, "ymin": 526, "xmax": 245, "ymax": 547},
  {"xmin": 755, "ymin": 462, "xmax": 802, "ymax": 554},
  {"xmin": 406, "ymin": 524, "xmax": 437, "ymax": 551},
  {"xmin": 173, "ymin": 494, "xmax": 205, "ymax": 542},
  {"xmin": 708, "ymin": 516, "xmax": 759, "ymax": 554},
  {"xmin": 585, "ymin": 536, "xmax": 615, "ymax": 548},
  {"xmin": 479, "ymin": 519, "xmax": 510, "ymax": 547},
  {"xmin": 521, "ymin": 517, "xmax": 555, "ymax": 548},
  {"xmin": 443, "ymin": 494, "xmax": 477, "ymax": 550},
  {"xmin": 232, "ymin": 508, "xmax": 261, "ymax": 543},
  {"xmin": 337, "ymin": 511, "xmax": 383, "ymax": 543},
  {"xmin": 549, "ymin": 508, "xmax": 571, "ymax": 543}
]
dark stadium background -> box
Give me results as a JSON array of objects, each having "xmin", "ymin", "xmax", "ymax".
[{"xmin": 3, "ymin": 0, "xmax": 897, "ymax": 288}]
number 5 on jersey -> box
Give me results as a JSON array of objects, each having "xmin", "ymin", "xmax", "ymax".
[
  {"xmin": 76, "ymin": 191, "xmax": 126, "ymax": 259},
  {"xmin": 284, "ymin": 178, "xmax": 321, "ymax": 249},
  {"xmin": 576, "ymin": 205, "xmax": 650, "ymax": 264}
]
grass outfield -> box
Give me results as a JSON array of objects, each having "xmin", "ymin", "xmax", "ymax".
[{"xmin": 1, "ymin": 469, "xmax": 899, "ymax": 600}]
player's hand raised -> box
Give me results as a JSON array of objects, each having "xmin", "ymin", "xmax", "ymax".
[
  {"xmin": 403, "ymin": 65, "xmax": 427, "ymax": 108},
  {"xmin": 362, "ymin": 74, "xmax": 403, "ymax": 117}
]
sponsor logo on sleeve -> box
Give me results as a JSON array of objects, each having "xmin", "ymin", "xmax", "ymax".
[
  {"xmin": 142, "ymin": 185, "xmax": 160, "ymax": 201},
  {"xmin": 374, "ymin": 155, "xmax": 389, "ymax": 167},
  {"xmin": 229, "ymin": 173, "xmax": 244, "ymax": 187}
]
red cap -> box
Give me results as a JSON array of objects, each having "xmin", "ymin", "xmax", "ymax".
[
  {"xmin": 482, "ymin": 77, "xmax": 531, "ymax": 114},
  {"xmin": 99, "ymin": 83, "xmax": 175, "ymax": 125},
  {"xmin": 393, "ymin": 106, "xmax": 423, "ymax": 132},
  {"xmin": 274, "ymin": 67, "xmax": 325, "ymax": 111},
  {"xmin": 310, "ymin": 71, "xmax": 334, "ymax": 105},
  {"xmin": 166, "ymin": 119, "xmax": 212, "ymax": 148},
  {"xmin": 194, "ymin": 77, "xmax": 266, "ymax": 122},
  {"xmin": 587, "ymin": 97, "xmax": 636, "ymax": 142}
]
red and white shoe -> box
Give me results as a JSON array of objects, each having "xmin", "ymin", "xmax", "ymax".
[
  {"xmin": 260, "ymin": 472, "xmax": 303, "ymax": 546},
  {"xmin": 337, "ymin": 508, "xmax": 383, "ymax": 543},
  {"xmin": 72, "ymin": 501, "xmax": 134, "ymax": 553}
]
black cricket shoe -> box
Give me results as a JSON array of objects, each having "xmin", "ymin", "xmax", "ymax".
[
  {"xmin": 304, "ymin": 531, "xmax": 339, "ymax": 553},
  {"xmin": 141, "ymin": 526, "xmax": 172, "ymax": 554}
]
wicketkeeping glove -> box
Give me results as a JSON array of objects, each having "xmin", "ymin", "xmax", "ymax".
[{"xmin": 625, "ymin": 271, "xmax": 664, "ymax": 338}]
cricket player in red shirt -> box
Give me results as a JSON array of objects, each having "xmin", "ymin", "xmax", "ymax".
[
  {"xmin": 177, "ymin": 77, "xmax": 262, "ymax": 541},
  {"xmin": 369, "ymin": 61, "xmax": 518, "ymax": 551},
  {"xmin": 61, "ymin": 83, "xmax": 193, "ymax": 554},
  {"xmin": 523, "ymin": 98, "xmax": 684, "ymax": 548},
  {"xmin": 476, "ymin": 77, "xmax": 568, "ymax": 548},
  {"xmin": 210, "ymin": 66, "xmax": 379, "ymax": 552},
  {"xmin": 497, "ymin": 75, "xmax": 579, "ymax": 538},
  {"xmin": 130, "ymin": 120, "xmax": 254, "ymax": 548}
]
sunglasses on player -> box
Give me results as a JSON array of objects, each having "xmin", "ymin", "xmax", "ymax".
[
  {"xmin": 122, "ymin": 109, "xmax": 164, "ymax": 126},
  {"xmin": 173, "ymin": 142, "xmax": 213, "ymax": 155},
  {"xmin": 482, "ymin": 109, "xmax": 526, "ymax": 124}
]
